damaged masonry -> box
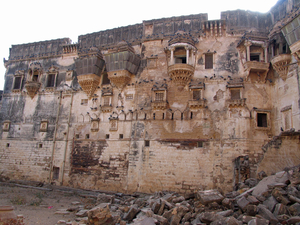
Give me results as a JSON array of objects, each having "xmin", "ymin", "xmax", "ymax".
[{"xmin": 0, "ymin": 0, "xmax": 300, "ymax": 197}]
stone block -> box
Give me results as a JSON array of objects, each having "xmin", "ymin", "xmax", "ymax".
[
  {"xmin": 263, "ymin": 196, "xmax": 277, "ymax": 212},
  {"xmin": 257, "ymin": 204, "xmax": 279, "ymax": 225},
  {"xmin": 76, "ymin": 209, "xmax": 88, "ymax": 217},
  {"xmin": 248, "ymin": 218, "xmax": 269, "ymax": 225},
  {"xmin": 196, "ymin": 190, "xmax": 224, "ymax": 205},
  {"xmin": 289, "ymin": 203, "xmax": 300, "ymax": 216},
  {"xmin": 287, "ymin": 216, "xmax": 300, "ymax": 224},
  {"xmin": 216, "ymin": 209, "xmax": 233, "ymax": 217},
  {"xmin": 237, "ymin": 196, "xmax": 250, "ymax": 211},
  {"xmin": 199, "ymin": 212, "xmax": 224, "ymax": 223},
  {"xmin": 247, "ymin": 196, "xmax": 260, "ymax": 205},
  {"xmin": 123, "ymin": 206, "xmax": 140, "ymax": 221},
  {"xmin": 246, "ymin": 204, "xmax": 257, "ymax": 216},
  {"xmin": 273, "ymin": 203, "xmax": 287, "ymax": 217}
]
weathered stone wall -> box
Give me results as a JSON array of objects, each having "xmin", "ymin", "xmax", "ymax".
[{"xmin": 0, "ymin": 0, "xmax": 300, "ymax": 194}]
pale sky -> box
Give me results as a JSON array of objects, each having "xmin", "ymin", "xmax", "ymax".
[{"xmin": 0, "ymin": 0, "xmax": 278, "ymax": 90}]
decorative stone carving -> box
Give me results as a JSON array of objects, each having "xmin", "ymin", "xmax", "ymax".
[
  {"xmin": 107, "ymin": 70, "xmax": 132, "ymax": 90},
  {"xmin": 168, "ymin": 64, "xmax": 195, "ymax": 86},
  {"xmin": 40, "ymin": 120, "xmax": 48, "ymax": 132},
  {"xmin": 66, "ymin": 70, "xmax": 73, "ymax": 81},
  {"xmin": 151, "ymin": 101, "xmax": 168, "ymax": 110},
  {"xmin": 109, "ymin": 118, "xmax": 118, "ymax": 131},
  {"xmin": 271, "ymin": 54, "xmax": 292, "ymax": 80},
  {"xmin": 77, "ymin": 74, "xmax": 101, "ymax": 99},
  {"xmin": 91, "ymin": 119, "xmax": 100, "ymax": 132},
  {"xmin": 188, "ymin": 99, "xmax": 207, "ymax": 109},
  {"xmin": 25, "ymin": 81, "xmax": 41, "ymax": 99},
  {"xmin": 3, "ymin": 121, "xmax": 10, "ymax": 132},
  {"xmin": 226, "ymin": 98, "xmax": 246, "ymax": 107}
]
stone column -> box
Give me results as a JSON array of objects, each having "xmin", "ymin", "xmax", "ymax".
[
  {"xmin": 244, "ymin": 41, "xmax": 251, "ymax": 62},
  {"xmin": 170, "ymin": 47, "xmax": 175, "ymax": 65},
  {"xmin": 264, "ymin": 44, "xmax": 268, "ymax": 63},
  {"xmin": 185, "ymin": 47, "xmax": 190, "ymax": 64}
]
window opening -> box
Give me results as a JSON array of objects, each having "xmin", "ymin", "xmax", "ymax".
[
  {"xmin": 13, "ymin": 77, "xmax": 22, "ymax": 89},
  {"xmin": 153, "ymin": 113, "xmax": 155, "ymax": 120},
  {"xmin": 193, "ymin": 90, "xmax": 201, "ymax": 100},
  {"xmin": 171, "ymin": 113, "xmax": 174, "ymax": 120},
  {"xmin": 250, "ymin": 53, "xmax": 260, "ymax": 62},
  {"xmin": 106, "ymin": 134, "xmax": 110, "ymax": 139},
  {"xmin": 103, "ymin": 97, "xmax": 110, "ymax": 106},
  {"xmin": 145, "ymin": 140, "xmax": 150, "ymax": 147},
  {"xmin": 75, "ymin": 134, "xmax": 79, "ymax": 139},
  {"xmin": 162, "ymin": 113, "xmax": 165, "ymax": 120},
  {"xmin": 205, "ymin": 54, "xmax": 213, "ymax": 69},
  {"xmin": 46, "ymin": 74, "xmax": 56, "ymax": 87},
  {"xmin": 6, "ymin": 143, "xmax": 10, "ymax": 148},
  {"xmin": 197, "ymin": 141, "xmax": 203, "ymax": 148},
  {"xmin": 181, "ymin": 113, "xmax": 183, "ymax": 120},
  {"xmin": 39, "ymin": 143, "xmax": 43, "ymax": 148},
  {"xmin": 190, "ymin": 112, "xmax": 193, "ymax": 119},
  {"xmin": 257, "ymin": 113, "xmax": 267, "ymax": 127},
  {"xmin": 230, "ymin": 89, "xmax": 241, "ymax": 100},
  {"xmin": 119, "ymin": 134, "xmax": 123, "ymax": 139},
  {"xmin": 86, "ymin": 134, "xmax": 90, "ymax": 139},
  {"xmin": 155, "ymin": 92, "xmax": 164, "ymax": 102},
  {"xmin": 33, "ymin": 71, "xmax": 39, "ymax": 82},
  {"xmin": 53, "ymin": 167, "xmax": 60, "ymax": 180}
]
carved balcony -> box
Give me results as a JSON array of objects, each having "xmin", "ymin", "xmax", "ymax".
[
  {"xmin": 244, "ymin": 61, "xmax": 269, "ymax": 80},
  {"xmin": 151, "ymin": 101, "xmax": 168, "ymax": 110},
  {"xmin": 24, "ymin": 81, "xmax": 41, "ymax": 99},
  {"xmin": 188, "ymin": 99, "xmax": 207, "ymax": 109},
  {"xmin": 226, "ymin": 98, "xmax": 246, "ymax": 107},
  {"xmin": 271, "ymin": 54, "xmax": 292, "ymax": 80},
  {"xmin": 168, "ymin": 64, "xmax": 195, "ymax": 86},
  {"xmin": 107, "ymin": 70, "xmax": 132, "ymax": 90}
]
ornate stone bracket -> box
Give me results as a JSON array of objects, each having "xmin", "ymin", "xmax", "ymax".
[
  {"xmin": 271, "ymin": 54, "xmax": 292, "ymax": 80},
  {"xmin": 25, "ymin": 81, "xmax": 41, "ymax": 99},
  {"xmin": 107, "ymin": 70, "xmax": 132, "ymax": 90},
  {"xmin": 226, "ymin": 98, "xmax": 246, "ymax": 107},
  {"xmin": 188, "ymin": 99, "xmax": 207, "ymax": 109},
  {"xmin": 168, "ymin": 64, "xmax": 195, "ymax": 87},
  {"xmin": 77, "ymin": 74, "xmax": 101, "ymax": 99},
  {"xmin": 151, "ymin": 101, "xmax": 168, "ymax": 110}
]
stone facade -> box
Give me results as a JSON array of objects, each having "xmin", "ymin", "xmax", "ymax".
[{"xmin": 1, "ymin": 0, "xmax": 300, "ymax": 194}]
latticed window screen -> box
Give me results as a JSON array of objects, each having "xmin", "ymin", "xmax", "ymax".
[
  {"xmin": 155, "ymin": 92, "xmax": 164, "ymax": 101},
  {"xmin": 193, "ymin": 90, "xmax": 201, "ymax": 100},
  {"xmin": 205, "ymin": 54, "xmax": 213, "ymax": 69},
  {"xmin": 103, "ymin": 97, "xmax": 110, "ymax": 106},
  {"xmin": 230, "ymin": 89, "xmax": 241, "ymax": 100}
]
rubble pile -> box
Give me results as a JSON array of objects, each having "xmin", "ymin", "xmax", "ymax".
[{"xmin": 60, "ymin": 166, "xmax": 300, "ymax": 225}]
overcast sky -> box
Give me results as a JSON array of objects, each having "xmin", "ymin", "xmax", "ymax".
[{"xmin": 0, "ymin": 0, "xmax": 278, "ymax": 90}]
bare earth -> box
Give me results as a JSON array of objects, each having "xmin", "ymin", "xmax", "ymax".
[{"xmin": 0, "ymin": 183, "xmax": 96, "ymax": 225}]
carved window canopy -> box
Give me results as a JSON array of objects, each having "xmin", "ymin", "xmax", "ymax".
[
  {"xmin": 40, "ymin": 119, "xmax": 48, "ymax": 132},
  {"xmin": 3, "ymin": 121, "xmax": 11, "ymax": 132},
  {"xmin": 12, "ymin": 70, "xmax": 25, "ymax": 92}
]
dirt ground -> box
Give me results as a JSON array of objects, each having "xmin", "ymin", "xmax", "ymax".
[{"xmin": 0, "ymin": 183, "xmax": 97, "ymax": 225}]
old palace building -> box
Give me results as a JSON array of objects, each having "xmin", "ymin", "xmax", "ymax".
[{"xmin": 1, "ymin": 0, "xmax": 300, "ymax": 193}]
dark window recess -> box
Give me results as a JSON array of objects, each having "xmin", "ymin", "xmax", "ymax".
[
  {"xmin": 119, "ymin": 134, "xmax": 123, "ymax": 139},
  {"xmin": 175, "ymin": 56, "xmax": 186, "ymax": 64},
  {"xmin": 75, "ymin": 134, "xmax": 79, "ymax": 139},
  {"xmin": 145, "ymin": 140, "xmax": 150, "ymax": 147},
  {"xmin": 257, "ymin": 113, "xmax": 267, "ymax": 127},
  {"xmin": 106, "ymin": 134, "xmax": 110, "ymax": 139},
  {"xmin": 190, "ymin": 112, "xmax": 193, "ymax": 119},
  {"xmin": 6, "ymin": 143, "xmax": 10, "ymax": 148},
  {"xmin": 53, "ymin": 167, "xmax": 59, "ymax": 180},
  {"xmin": 86, "ymin": 134, "xmax": 90, "ymax": 139},
  {"xmin": 153, "ymin": 113, "xmax": 155, "ymax": 120},
  {"xmin": 33, "ymin": 71, "xmax": 39, "ymax": 82},
  {"xmin": 197, "ymin": 141, "xmax": 203, "ymax": 148},
  {"xmin": 162, "ymin": 113, "xmax": 165, "ymax": 120},
  {"xmin": 181, "ymin": 113, "xmax": 183, "ymax": 120},
  {"xmin": 193, "ymin": 90, "xmax": 201, "ymax": 100},
  {"xmin": 144, "ymin": 113, "xmax": 147, "ymax": 120},
  {"xmin": 13, "ymin": 77, "xmax": 22, "ymax": 89},
  {"xmin": 205, "ymin": 54, "xmax": 213, "ymax": 69},
  {"xmin": 283, "ymin": 44, "xmax": 287, "ymax": 54},
  {"xmin": 46, "ymin": 74, "xmax": 56, "ymax": 87},
  {"xmin": 250, "ymin": 54, "xmax": 260, "ymax": 61},
  {"xmin": 39, "ymin": 143, "xmax": 43, "ymax": 148},
  {"xmin": 171, "ymin": 113, "xmax": 174, "ymax": 120},
  {"xmin": 102, "ymin": 72, "xmax": 110, "ymax": 85},
  {"xmin": 231, "ymin": 89, "xmax": 241, "ymax": 100}
]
